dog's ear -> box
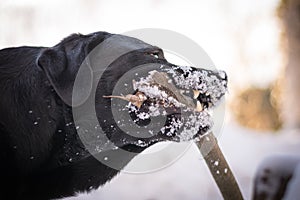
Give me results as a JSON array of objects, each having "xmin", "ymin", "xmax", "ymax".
[{"xmin": 37, "ymin": 45, "xmax": 93, "ymax": 107}]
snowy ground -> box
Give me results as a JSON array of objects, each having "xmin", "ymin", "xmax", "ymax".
[{"xmin": 63, "ymin": 122, "xmax": 300, "ymax": 200}]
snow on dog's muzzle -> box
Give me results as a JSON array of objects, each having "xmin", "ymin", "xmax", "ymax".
[{"xmin": 104, "ymin": 64, "xmax": 227, "ymax": 145}]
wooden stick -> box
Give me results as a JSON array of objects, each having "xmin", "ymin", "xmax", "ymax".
[
  {"xmin": 195, "ymin": 132, "xmax": 244, "ymax": 200},
  {"xmin": 103, "ymin": 93, "xmax": 146, "ymax": 108}
]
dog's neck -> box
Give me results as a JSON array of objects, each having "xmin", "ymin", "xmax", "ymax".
[{"xmin": 50, "ymin": 100, "xmax": 147, "ymax": 169}]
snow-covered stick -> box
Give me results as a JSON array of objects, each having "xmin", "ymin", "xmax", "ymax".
[{"xmin": 195, "ymin": 132, "xmax": 244, "ymax": 200}]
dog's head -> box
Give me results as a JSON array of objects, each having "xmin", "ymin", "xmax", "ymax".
[{"xmin": 37, "ymin": 32, "xmax": 227, "ymax": 152}]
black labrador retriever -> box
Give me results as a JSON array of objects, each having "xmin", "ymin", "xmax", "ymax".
[{"xmin": 0, "ymin": 31, "xmax": 227, "ymax": 200}]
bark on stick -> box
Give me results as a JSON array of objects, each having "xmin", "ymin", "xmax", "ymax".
[{"xmin": 195, "ymin": 132, "xmax": 244, "ymax": 200}]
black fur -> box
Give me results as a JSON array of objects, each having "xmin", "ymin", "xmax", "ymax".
[
  {"xmin": 0, "ymin": 31, "xmax": 224, "ymax": 199},
  {"xmin": 0, "ymin": 31, "xmax": 173, "ymax": 200}
]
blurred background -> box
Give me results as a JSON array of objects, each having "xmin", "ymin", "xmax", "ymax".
[{"xmin": 1, "ymin": 0, "xmax": 300, "ymax": 199}]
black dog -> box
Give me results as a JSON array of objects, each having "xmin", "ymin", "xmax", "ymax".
[{"xmin": 0, "ymin": 31, "xmax": 227, "ymax": 200}]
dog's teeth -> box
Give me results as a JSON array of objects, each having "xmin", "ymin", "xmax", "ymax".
[
  {"xmin": 193, "ymin": 90, "xmax": 200, "ymax": 99},
  {"xmin": 196, "ymin": 101, "xmax": 203, "ymax": 112}
]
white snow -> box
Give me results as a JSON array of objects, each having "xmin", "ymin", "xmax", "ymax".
[
  {"xmin": 164, "ymin": 65, "xmax": 227, "ymax": 106},
  {"xmin": 214, "ymin": 161, "xmax": 219, "ymax": 166},
  {"xmin": 136, "ymin": 112, "xmax": 150, "ymax": 120},
  {"xmin": 130, "ymin": 69, "xmax": 217, "ymax": 143},
  {"xmin": 224, "ymin": 168, "xmax": 228, "ymax": 174},
  {"xmin": 178, "ymin": 111, "xmax": 213, "ymax": 141},
  {"xmin": 62, "ymin": 122, "xmax": 300, "ymax": 200}
]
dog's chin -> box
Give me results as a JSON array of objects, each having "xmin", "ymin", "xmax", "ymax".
[{"xmin": 126, "ymin": 99, "xmax": 213, "ymax": 148}]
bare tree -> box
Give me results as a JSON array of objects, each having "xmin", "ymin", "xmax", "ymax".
[{"xmin": 279, "ymin": 0, "xmax": 300, "ymax": 128}]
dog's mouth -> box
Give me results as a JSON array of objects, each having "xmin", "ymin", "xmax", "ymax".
[{"xmin": 103, "ymin": 65, "xmax": 227, "ymax": 146}]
